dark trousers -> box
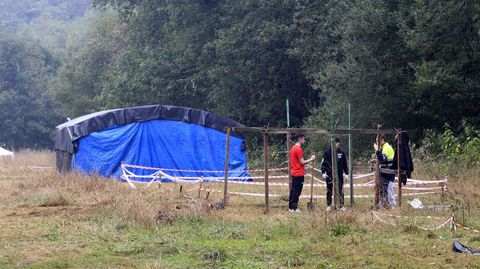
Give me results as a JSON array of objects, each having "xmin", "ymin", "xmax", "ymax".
[
  {"xmin": 289, "ymin": 176, "xmax": 304, "ymax": 210},
  {"xmin": 326, "ymin": 174, "xmax": 344, "ymax": 207},
  {"xmin": 379, "ymin": 174, "xmax": 393, "ymax": 207}
]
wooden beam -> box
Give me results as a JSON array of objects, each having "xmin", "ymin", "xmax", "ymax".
[{"xmin": 231, "ymin": 127, "xmax": 396, "ymax": 135}]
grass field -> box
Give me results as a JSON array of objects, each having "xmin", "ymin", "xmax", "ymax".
[{"xmin": 1, "ymin": 151, "xmax": 479, "ymax": 268}]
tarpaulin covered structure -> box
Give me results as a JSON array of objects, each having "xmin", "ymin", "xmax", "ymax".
[
  {"xmin": 0, "ymin": 147, "xmax": 14, "ymax": 160},
  {"xmin": 55, "ymin": 105, "xmax": 250, "ymax": 181}
]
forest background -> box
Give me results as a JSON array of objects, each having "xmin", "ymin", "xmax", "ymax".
[{"xmin": 1, "ymin": 0, "xmax": 479, "ymax": 166}]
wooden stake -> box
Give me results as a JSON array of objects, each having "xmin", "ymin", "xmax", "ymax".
[
  {"xmin": 223, "ymin": 127, "xmax": 231, "ymax": 206},
  {"xmin": 397, "ymin": 130, "xmax": 402, "ymax": 207},
  {"xmin": 307, "ymin": 159, "xmax": 315, "ymax": 210},
  {"xmin": 374, "ymin": 125, "xmax": 381, "ymax": 208},
  {"xmin": 287, "ymin": 132, "xmax": 292, "ymax": 193},
  {"xmin": 263, "ymin": 132, "xmax": 270, "ymax": 212},
  {"xmin": 198, "ymin": 177, "xmax": 204, "ymax": 198}
]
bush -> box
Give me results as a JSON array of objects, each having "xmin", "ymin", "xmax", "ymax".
[{"xmin": 418, "ymin": 120, "xmax": 480, "ymax": 170}]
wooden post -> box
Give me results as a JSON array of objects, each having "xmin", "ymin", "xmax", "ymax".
[
  {"xmin": 264, "ymin": 132, "xmax": 270, "ymax": 212},
  {"xmin": 287, "ymin": 132, "xmax": 292, "ymax": 193},
  {"xmin": 310, "ymin": 160, "xmax": 315, "ymax": 196},
  {"xmin": 451, "ymin": 211, "xmax": 456, "ymax": 236},
  {"xmin": 374, "ymin": 125, "xmax": 381, "ymax": 208},
  {"xmin": 223, "ymin": 127, "xmax": 231, "ymax": 206},
  {"xmin": 331, "ymin": 135, "xmax": 339, "ymax": 208},
  {"xmin": 308, "ymin": 159, "xmax": 315, "ymax": 209},
  {"xmin": 348, "ymin": 102, "xmax": 354, "ymax": 206},
  {"xmin": 198, "ymin": 177, "xmax": 204, "ymax": 198},
  {"xmin": 397, "ymin": 130, "xmax": 402, "ymax": 207}
]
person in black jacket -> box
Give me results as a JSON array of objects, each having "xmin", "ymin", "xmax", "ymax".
[{"xmin": 321, "ymin": 137, "xmax": 349, "ymax": 211}]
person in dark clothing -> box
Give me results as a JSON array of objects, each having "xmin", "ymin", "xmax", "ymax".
[
  {"xmin": 321, "ymin": 137, "xmax": 348, "ymax": 211},
  {"xmin": 374, "ymin": 134, "xmax": 395, "ymax": 208}
]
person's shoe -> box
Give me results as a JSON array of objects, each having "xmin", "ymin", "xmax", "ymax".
[
  {"xmin": 289, "ymin": 209, "xmax": 294, "ymax": 212},
  {"xmin": 339, "ymin": 206, "xmax": 346, "ymax": 212},
  {"xmin": 326, "ymin": 206, "xmax": 332, "ymax": 212},
  {"xmin": 289, "ymin": 208, "xmax": 301, "ymax": 213}
]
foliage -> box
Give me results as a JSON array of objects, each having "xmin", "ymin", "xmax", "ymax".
[
  {"xmin": 400, "ymin": 0, "xmax": 480, "ymax": 135},
  {"xmin": 419, "ymin": 121, "xmax": 480, "ymax": 168},
  {"xmin": 0, "ymin": 0, "xmax": 93, "ymax": 56},
  {"xmin": 1, "ymin": 0, "xmax": 480, "ymax": 150},
  {"xmin": 50, "ymin": 11, "xmax": 124, "ymax": 117},
  {"xmin": 0, "ymin": 37, "xmax": 61, "ymax": 148}
]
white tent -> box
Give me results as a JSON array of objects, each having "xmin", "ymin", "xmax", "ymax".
[{"xmin": 0, "ymin": 147, "xmax": 14, "ymax": 160}]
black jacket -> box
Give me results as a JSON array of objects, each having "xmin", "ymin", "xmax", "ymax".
[
  {"xmin": 321, "ymin": 148, "xmax": 348, "ymax": 177},
  {"xmin": 391, "ymin": 131, "xmax": 414, "ymax": 185}
]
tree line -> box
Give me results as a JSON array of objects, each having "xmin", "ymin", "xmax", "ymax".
[{"xmin": 1, "ymin": 0, "xmax": 479, "ymax": 151}]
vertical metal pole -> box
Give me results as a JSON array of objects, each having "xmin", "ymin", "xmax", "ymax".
[
  {"xmin": 286, "ymin": 98, "xmax": 290, "ymax": 128},
  {"xmin": 397, "ymin": 130, "xmax": 402, "ymax": 207},
  {"xmin": 374, "ymin": 125, "xmax": 381, "ymax": 208},
  {"xmin": 223, "ymin": 127, "xmax": 231, "ymax": 206},
  {"xmin": 348, "ymin": 102, "xmax": 354, "ymax": 206},
  {"xmin": 287, "ymin": 132, "xmax": 292, "ymax": 193},
  {"xmin": 263, "ymin": 132, "xmax": 270, "ymax": 212}
]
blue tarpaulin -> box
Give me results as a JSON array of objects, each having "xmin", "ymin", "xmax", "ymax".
[{"xmin": 73, "ymin": 119, "xmax": 250, "ymax": 181}]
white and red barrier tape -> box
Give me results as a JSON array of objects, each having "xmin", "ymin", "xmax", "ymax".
[
  {"xmin": 373, "ymin": 211, "xmax": 448, "ymax": 220},
  {"xmin": 371, "ymin": 211, "xmax": 453, "ymax": 231},
  {"xmin": 454, "ymin": 223, "xmax": 480, "ymax": 233},
  {"xmin": 121, "ymin": 164, "xmax": 447, "ymax": 196},
  {"xmin": 200, "ymin": 188, "xmax": 441, "ymax": 199},
  {"xmin": 122, "ymin": 163, "xmax": 287, "ymax": 173}
]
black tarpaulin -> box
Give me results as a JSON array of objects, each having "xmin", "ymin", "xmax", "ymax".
[{"xmin": 55, "ymin": 104, "xmax": 245, "ymax": 154}]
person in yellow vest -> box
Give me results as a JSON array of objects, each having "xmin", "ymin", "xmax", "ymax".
[{"xmin": 373, "ymin": 134, "xmax": 396, "ymax": 208}]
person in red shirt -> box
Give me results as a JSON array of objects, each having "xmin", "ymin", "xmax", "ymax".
[{"xmin": 289, "ymin": 134, "xmax": 316, "ymax": 212}]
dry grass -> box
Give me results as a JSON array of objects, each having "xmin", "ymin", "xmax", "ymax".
[{"xmin": 0, "ymin": 151, "xmax": 479, "ymax": 268}]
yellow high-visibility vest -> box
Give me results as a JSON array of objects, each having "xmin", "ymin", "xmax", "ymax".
[{"xmin": 382, "ymin": 142, "xmax": 394, "ymax": 161}]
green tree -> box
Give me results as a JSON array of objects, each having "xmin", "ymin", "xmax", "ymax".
[
  {"xmin": 292, "ymin": 0, "xmax": 413, "ymax": 130},
  {"xmin": 205, "ymin": 0, "xmax": 317, "ymax": 126},
  {"xmin": 0, "ymin": 37, "xmax": 61, "ymax": 148},
  {"xmin": 400, "ymin": 0, "xmax": 480, "ymax": 133},
  {"xmin": 51, "ymin": 12, "xmax": 125, "ymax": 117}
]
